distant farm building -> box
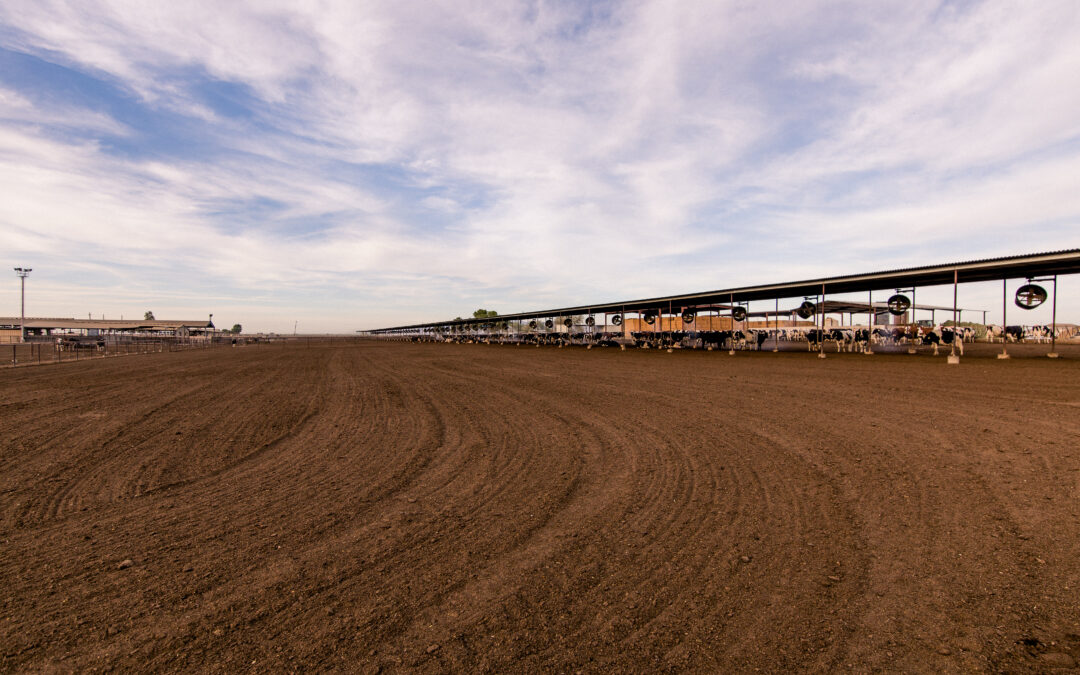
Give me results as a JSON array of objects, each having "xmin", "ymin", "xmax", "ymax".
[{"xmin": 0, "ymin": 317, "xmax": 215, "ymax": 343}]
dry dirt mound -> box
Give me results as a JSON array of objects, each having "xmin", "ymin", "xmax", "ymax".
[{"xmin": 2, "ymin": 342, "xmax": 1079, "ymax": 672}]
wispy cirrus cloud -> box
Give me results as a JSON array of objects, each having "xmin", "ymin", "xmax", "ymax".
[{"xmin": 0, "ymin": 1, "xmax": 1078, "ymax": 331}]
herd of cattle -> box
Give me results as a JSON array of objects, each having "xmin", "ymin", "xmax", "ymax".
[{"xmin": 394, "ymin": 324, "xmax": 1068, "ymax": 353}]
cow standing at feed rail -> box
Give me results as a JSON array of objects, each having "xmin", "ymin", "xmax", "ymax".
[
  {"xmin": 786, "ymin": 329, "xmax": 808, "ymax": 345},
  {"xmin": 871, "ymin": 328, "xmax": 893, "ymax": 346},
  {"xmin": 1004, "ymin": 325, "xmax": 1025, "ymax": 343},
  {"xmin": 852, "ymin": 329, "xmax": 870, "ymax": 352},
  {"xmin": 917, "ymin": 326, "xmax": 964, "ymax": 356},
  {"xmin": 730, "ymin": 330, "xmax": 746, "ymax": 350},
  {"xmin": 757, "ymin": 330, "xmax": 769, "ymax": 350},
  {"xmin": 732, "ymin": 330, "xmax": 767, "ymax": 351},
  {"xmin": 891, "ymin": 326, "xmax": 920, "ymax": 346},
  {"xmin": 827, "ymin": 329, "xmax": 854, "ymax": 352},
  {"xmin": 1031, "ymin": 325, "xmax": 1054, "ymax": 343},
  {"xmin": 698, "ymin": 330, "xmax": 733, "ymax": 351},
  {"xmin": 592, "ymin": 332, "xmax": 622, "ymax": 347}
]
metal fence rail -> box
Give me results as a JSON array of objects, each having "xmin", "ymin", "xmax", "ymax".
[{"xmin": 3, "ymin": 336, "xmax": 367, "ymax": 369}]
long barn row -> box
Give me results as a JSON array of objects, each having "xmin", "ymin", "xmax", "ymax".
[
  {"xmin": 375, "ymin": 321, "xmax": 1074, "ymax": 359},
  {"xmin": 366, "ymin": 250, "xmax": 1080, "ymax": 360}
]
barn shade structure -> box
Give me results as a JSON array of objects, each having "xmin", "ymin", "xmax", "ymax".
[
  {"xmin": 0, "ymin": 317, "xmax": 215, "ymax": 341},
  {"xmin": 364, "ymin": 249, "xmax": 1080, "ymax": 336}
]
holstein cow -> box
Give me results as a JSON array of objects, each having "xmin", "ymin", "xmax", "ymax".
[
  {"xmin": 699, "ymin": 330, "xmax": 734, "ymax": 351},
  {"xmin": 871, "ymin": 328, "xmax": 893, "ymax": 346},
  {"xmin": 1004, "ymin": 325, "xmax": 1025, "ymax": 343},
  {"xmin": 853, "ymin": 328, "xmax": 870, "ymax": 352},
  {"xmin": 920, "ymin": 326, "xmax": 964, "ymax": 356},
  {"xmin": 805, "ymin": 328, "xmax": 848, "ymax": 352},
  {"xmin": 829, "ymin": 328, "xmax": 855, "ymax": 352}
]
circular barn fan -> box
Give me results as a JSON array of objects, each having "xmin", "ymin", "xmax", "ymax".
[
  {"xmin": 563, "ymin": 317, "xmax": 573, "ymax": 327},
  {"xmin": 611, "ymin": 314, "xmax": 623, "ymax": 326},
  {"xmin": 643, "ymin": 311, "xmax": 657, "ymax": 325},
  {"xmin": 887, "ymin": 294, "xmax": 911, "ymax": 316},
  {"xmin": 732, "ymin": 306, "xmax": 747, "ymax": 322},
  {"xmin": 681, "ymin": 310, "xmax": 696, "ymax": 324},
  {"xmin": 585, "ymin": 316, "xmax": 596, "ymax": 326},
  {"xmin": 796, "ymin": 301, "xmax": 815, "ymax": 319},
  {"xmin": 529, "ymin": 319, "xmax": 537, "ymax": 329},
  {"xmin": 1014, "ymin": 284, "xmax": 1047, "ymax": 310},
  {"xmin": 545, "ymin": 318, "xmax": 554, "ymax": 329}
]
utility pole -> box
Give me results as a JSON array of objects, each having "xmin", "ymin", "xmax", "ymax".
[{"xmin": 14, "ymin": 268, "xmax": 31, "ymax": 343}]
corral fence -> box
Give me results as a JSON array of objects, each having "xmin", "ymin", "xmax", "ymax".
[{"xmin": 3, "ymin": 335, "xmax": 367, "ymax": 369}]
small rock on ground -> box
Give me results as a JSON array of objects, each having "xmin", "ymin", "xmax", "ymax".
[{"xmin": 117, "ymin": 559, "xmax": 134, "ymax": 570}]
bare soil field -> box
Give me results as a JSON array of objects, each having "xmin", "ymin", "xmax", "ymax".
[{"xmin": 2, "ymin": 341, "xmax": 1079, "ymax": 673}]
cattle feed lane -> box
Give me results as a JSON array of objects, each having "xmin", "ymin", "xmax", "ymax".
[
  {"xmin": 1050, "ymin": 275, "xmax": 1058, "ymax": 357},
  {"xmin": 949, "ymin": 269, "xmax": 960, "ymax": 365},
  {"xmin": 668, "ymin": 300, "xmax": 673, "ymax": 353},
  {"xmin": 866, "ymin": 289, "xmax": 874, "ymax": 355},
  {"xmin": 728, "ymin": 294, "xmax": 736, "ymax": 356},
  {"xmin": 998, "ymin": 279, "xmax": 1010, "ymax": 359},
  {"xmin": 818, "ymin": 284, "xmax": 827, "ymax": 359},
  {"xmin": 773, "ymin": 297, "xmax": 779, "ymax": 352},
  {"xmin": 910, "ymin": 286, "xmax": 918, "ymax": 354}
]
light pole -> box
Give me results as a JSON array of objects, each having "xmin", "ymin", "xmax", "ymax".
[{"xmin": 14, "ymin": 268, "xmax": 31, "ymax": 343}]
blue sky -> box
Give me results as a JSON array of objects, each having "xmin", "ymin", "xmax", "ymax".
[{"xmin": 1, "ymin": 1, "xmax": 1078, "ymax": 332}]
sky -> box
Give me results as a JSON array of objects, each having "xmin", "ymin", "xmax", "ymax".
[{"xmin": 1, "ymin": 1, "xmax": 1078, "ymax": 333}]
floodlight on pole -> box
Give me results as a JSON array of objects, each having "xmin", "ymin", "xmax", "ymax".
[{"xmin": 14, "ymin": 268, "xmax": 31, "ymax": 343}]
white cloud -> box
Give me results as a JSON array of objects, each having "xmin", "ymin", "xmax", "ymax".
[{"xmin": 0, "ymin": 1, "xmax": 1078, "ymax": 331}]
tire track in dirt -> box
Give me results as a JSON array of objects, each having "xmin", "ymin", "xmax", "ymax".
[
  {"xmin": 2, "ymin": 343, "xmax": 1079, "ymax": 672},
  {"xmin": 2, "ymin": 349, "xmax": 322, "ymax": 530},
  {"xmin": 359, "ymin": 347, "xmax": 868, "ymax": 673}
]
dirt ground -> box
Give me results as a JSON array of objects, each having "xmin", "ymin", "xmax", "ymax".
[{"xmin": 2, "ymin": 341, "xmax": 1079, "ymax": 673}]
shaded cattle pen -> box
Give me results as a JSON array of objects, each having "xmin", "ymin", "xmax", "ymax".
[{"xmin": 363, "ymin": 250, "xmax": 1080, "ymax": 362}]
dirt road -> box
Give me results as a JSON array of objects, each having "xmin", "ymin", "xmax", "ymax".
[{"xmin": 2, "ymin": 342, "xmax": 1078, "ymax": 672}]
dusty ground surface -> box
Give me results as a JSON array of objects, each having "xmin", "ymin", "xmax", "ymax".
[{"xmin": 2, "ymin": 341, "xmax": 1079, "ymax": 673}]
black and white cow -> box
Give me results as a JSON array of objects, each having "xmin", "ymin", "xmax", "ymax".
[
  {"xmin": 1004, "ymin": 325, "xmax": 1025, "ymax": 343},
  {"xmin": 853, "ymin": 328, "xmax": 870, "ymax": 352},
  {"xmin": 699, "ymin": 330, "xmax": 734, "ymax": 351},
  {"xmin": 920, "ymin": 326, "xmax": 964, "ymax": 355}
]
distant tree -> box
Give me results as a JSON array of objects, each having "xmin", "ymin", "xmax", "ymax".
[
  {"xmin": 231, "ymin": 324, "xmax": 242, "ymax": 334},
  {"xmin": 472, "ymin": 308, "xmax": 498, "ymax": 319},
  {"xmin": 144, "ymin": 310, "xmax": 155, "ymax": 320},
  {"xmin": 454, "ymin": 316, "xmax": 464, "ymax": 321}
]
